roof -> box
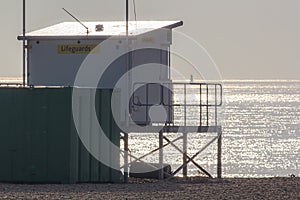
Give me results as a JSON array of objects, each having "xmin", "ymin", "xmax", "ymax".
[{"xmin": 18, "ymin": 21, "xmax": 183, "ymax": 40}]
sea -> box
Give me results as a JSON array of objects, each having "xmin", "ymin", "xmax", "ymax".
[
  {"xmin": 221, "ymin": 80, "xmax": 299, "ymax": 177},
  {"xmin": 1, "ymin": 78, "xmax": 299, "ymax": 178}
]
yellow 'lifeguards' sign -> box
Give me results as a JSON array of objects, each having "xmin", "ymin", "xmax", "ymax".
[
  {"xmin": 141, "ymin": 37, "xmax": 154, "ymax": 43},
  {"xmin": 57, "ymin": 44, "xmax": 99, "ymax": 54}
]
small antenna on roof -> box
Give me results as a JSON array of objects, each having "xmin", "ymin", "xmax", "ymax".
[{"xmin": 62, "ymin": 8, "xmax": 89, "ymax": 34}]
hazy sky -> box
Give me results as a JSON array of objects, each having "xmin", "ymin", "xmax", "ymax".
[{"xmin": 1, "ymin": 0, "xmax": 300, "ymax": 79}]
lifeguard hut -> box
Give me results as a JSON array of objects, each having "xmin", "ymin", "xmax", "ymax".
[
  {"xmin": 18, "ymin": 19, "xmax": 222, "ymax": 182},
  {"xmin": 17, "ymin": 20, "xmax": 182, "ymax": 125}
]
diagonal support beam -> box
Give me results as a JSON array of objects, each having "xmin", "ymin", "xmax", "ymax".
[
  {"xmin": 169, "ymin": 136, "xmax": 219, "ymax": 178},
  {"xmin": 163, "ymin": 136, "xmax": 213, "ymax": 178},
  {"xmin": 120, "ymin": 136, "xmax": 183, "ymax": 169},
  {"xmin": 121, "ymin": 147, "xmax": 173, "ymax": 179}
]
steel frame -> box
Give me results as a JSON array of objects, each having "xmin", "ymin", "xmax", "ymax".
[{"xmin": 122, "ymin": 82, "xmax": 223, "ymax": 183}]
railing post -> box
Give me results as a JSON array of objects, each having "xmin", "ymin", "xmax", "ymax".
[
  {"xmin": 217, "ymin": 129, "xmax": 222, "ymax": 179},
  {"xmin": 199, "ymin": 84, "xmax": 202, "ymax": 127},
  {"xmin": 215, "ymin": 84, "xmax": 217, "ymax": 126},
  {"xmin": 206, "ymin": 84, "xmax": 209, "ymax": 126},
  {"xmin": 182, "ymin": 84, "xmax": 188, "ymax": 177}
]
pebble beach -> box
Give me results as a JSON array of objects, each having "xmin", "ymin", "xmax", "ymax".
[{"xmin": 0, "ymin": 177, "xmax": 299, "ymax": 200}]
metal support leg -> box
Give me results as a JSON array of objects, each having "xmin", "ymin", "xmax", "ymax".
[
  {"xmin": 217, "ymin": 129, "xmax": 222, "ymax": 179},
  {"xmin": 182, "ymin": 132, "xmax": 188, "ymax": 177},
  {"xmin": 159, "ymin": 131, "xmax": 164, "ymax": 180},
  {"xmin": 124, "ymin": 132, "xmax": 129, "ymax": 183}
]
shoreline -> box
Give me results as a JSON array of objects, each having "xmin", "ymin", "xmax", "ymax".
[{"xmin": 0, "ymin": 177, "xmax": 299, "ymax": 199}]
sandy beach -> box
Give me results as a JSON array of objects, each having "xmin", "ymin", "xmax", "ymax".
[{"xmin": 0, "ymin": 177, "xmax": 299, "ymax": 200}]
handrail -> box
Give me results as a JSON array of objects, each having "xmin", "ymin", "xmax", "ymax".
[
  {"xmin": 132, "ymin": 82, "xmax": 223, "ymax": 107},
  {"xmin": 131, "ymin": 81, "xmax": 223, "ymax": 127}
]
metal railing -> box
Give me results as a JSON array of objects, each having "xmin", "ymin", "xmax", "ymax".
[{"xmin": 132, "ymin": 82, "xmax": 223, "ymax": 127}]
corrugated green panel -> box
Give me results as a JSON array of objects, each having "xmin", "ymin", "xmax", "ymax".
[
  {"xmin": 28, "ymin": 90, "xmax": 48, "ymax": 182},
  {"xmin": 110, "ymin": 89, "xmax": 121, "ymax": 181},
  {"xmin": 98, "ymin": 90, "xmax": 110, "ymax": 181},
  {"xmin": 0, "ymin": 87, "xmax": 121, "ymax": 184},
  {"xmin": 72, "ymin": 89, "xmax": 121, "ymax": 183},
  {"xmin": 42, "ymin": 89, "xmax": 71, "ymax": 183}
]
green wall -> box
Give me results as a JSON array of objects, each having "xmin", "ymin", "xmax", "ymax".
[{"xmin": 0, "ymin": 87, "xmax": 121, "ymax": 183}]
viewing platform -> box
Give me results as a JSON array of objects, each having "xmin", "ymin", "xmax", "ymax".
[{"xmin": 121, "ymin": 82, "xmax": 223, "ymax": 182}]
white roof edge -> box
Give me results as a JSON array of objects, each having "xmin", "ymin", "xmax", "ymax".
[{"xmin": 18, "ymin": 20, "xmax": 183, "ymax": 40}]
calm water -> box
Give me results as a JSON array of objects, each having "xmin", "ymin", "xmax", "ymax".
[
  {"xmin": 128, "ymin": 80, "xmax": 300, "ymax": 178},
  {"xmin": 1, "ymin": 78, "xmax": 299, "ymax": 177}
]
